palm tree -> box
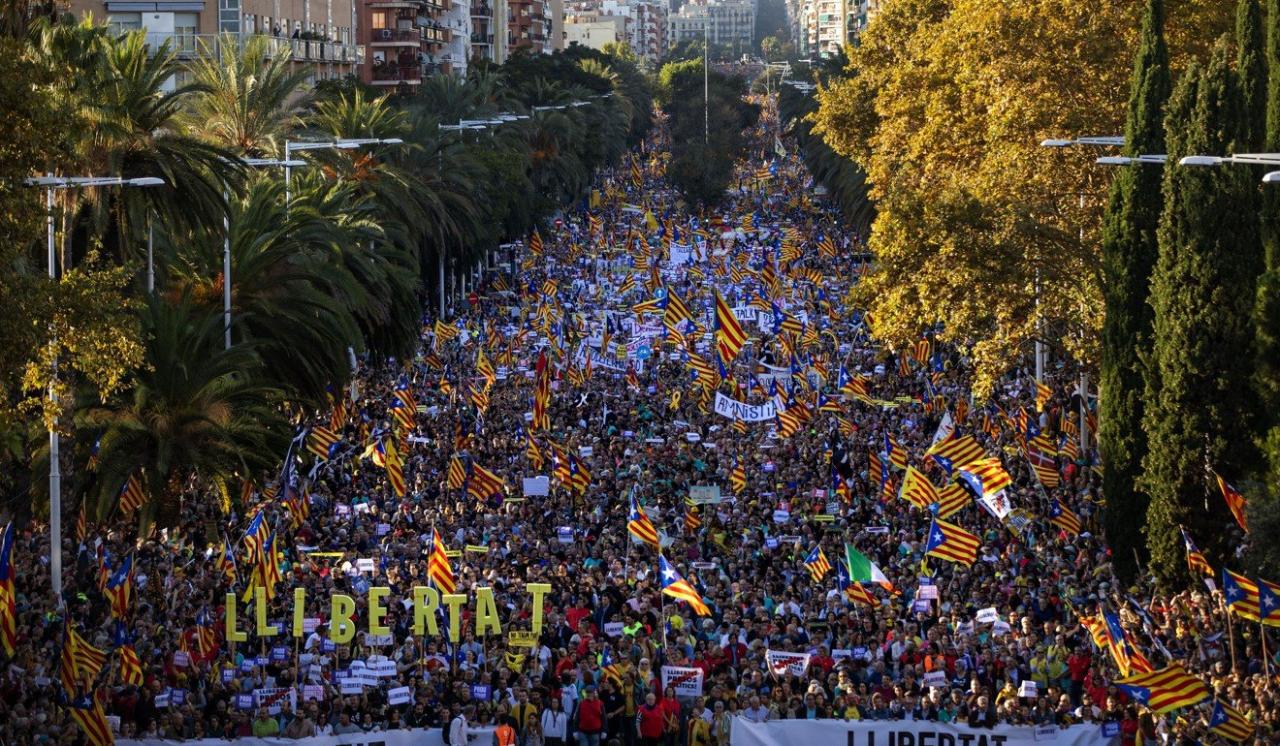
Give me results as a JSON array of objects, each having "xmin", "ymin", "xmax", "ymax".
[
  {"xmin": 81, "ymin": 30, "xmax": 236, "ymax": 264},
  {"xmin": 185, "ymin": 34, "xmax": 311, "ymax": 157},
  {"xmin": 164, "ymin": 175, "xmax": 363, "ymax": 403},
  {"xmin": 78, "ymin": 296, "xmax": 289, "ymax": 531}
]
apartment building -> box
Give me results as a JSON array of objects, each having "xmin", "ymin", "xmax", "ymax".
[
  {"xmin": 66, "ymin": 0, "xmax": 363, "ymax": 84},
  {"xmin": 563, "ymin": 0, "xmax": 662, "ymax": 62},
  {"xmin": 361, "ymin": 0, "xmax": 460, "ymax": 87},
  {"xmin": 667, "ymin": 0, "xmax": 754, "ymax": 55},
  {"xmin": 469, "ymin": 0, "xmax": 507, "ymax": 62},
  {"xmin": 507, "ymin": 0, "xmax": 550, "ymax": 54}
]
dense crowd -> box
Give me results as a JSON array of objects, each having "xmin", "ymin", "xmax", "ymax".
[{"xmin": 0, "ymin": 102, "xmax": 1275, "ymax": 746}]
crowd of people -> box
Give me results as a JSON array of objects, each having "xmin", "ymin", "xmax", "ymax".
[{"xmin": 0, "ymin": 99, "xmax": 1275, "ymax": 746}]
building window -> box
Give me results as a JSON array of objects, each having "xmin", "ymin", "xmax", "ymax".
[
  {"xmin": 107, "ymin": 12, "xmax": 141, "ymax": 35},
  {"xmin": 175, "ymin": 12, "xmax": 198, "ymax": 50}
]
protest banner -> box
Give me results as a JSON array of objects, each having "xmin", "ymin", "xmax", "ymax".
[
  {"xmin": 764, "ymin": 650, "xmax": 811, "ymax": 678},
  {"xmin": 252, "ymin": 687, "xmax": 297, "ymax": 716},
  {"xmin": 688, "ymin": 485, "xmax": 724, "ymax": 505},
  {"xmin": 119, "ymin": 727, "xmax": 498, "ymax": 746},
  {"xmin": 713, "ymin": 392, "xmax": 778, "ymax": 422},
  {"xmin": 661, "ymin": 665, "xmax": 704, "ymax": 698},
  {"xmin": 728, "ymin": 719, "xmax": 1112, "ymax": 746}
]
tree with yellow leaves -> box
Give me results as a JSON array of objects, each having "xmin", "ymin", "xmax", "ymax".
[{"xmin": 812, "ymin": 0, "xmax": 1231, "ymax": 396}]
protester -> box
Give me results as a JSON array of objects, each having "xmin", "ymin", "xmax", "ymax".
[{"xmin": 0, "ymin": 96, "xmax": 1274, "ymax": 746}]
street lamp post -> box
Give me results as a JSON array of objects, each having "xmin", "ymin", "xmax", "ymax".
[
  {"xmin": 219, "ymin": 158, "xmax": 308, "ymax": 350},
  {"xmin": 437, "ymin": 116, "xmax": 527, "ymax": 316},
  {"xmin": 282, "ymin": 138, "xmax": 404, "ymax": 208},
  {"xmin": 1040, "ymin": 136, "xmax": 1127, "ymax": 450},
  {"xmin": 24, "ymin": 174, "xmax": 165, "ymax": 605}
]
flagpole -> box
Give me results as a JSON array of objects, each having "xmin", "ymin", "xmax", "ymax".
[{"xmin": 1221, "ymin": 597, "xmax": 1238, "ymax": 672}]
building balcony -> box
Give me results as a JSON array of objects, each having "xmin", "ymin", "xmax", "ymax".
[
  {"xmin": 470, "ymin": 3, "xmax": 492, "ymax": 16},
  {"xmin": 140, "ymin": 32, "xmax": 362, "ymax": 65},
  {"xmin": 369, "ymin": 27, "xmax": 422, "ymax": 44},
  {"xmin": 470, "ymin": 33, "xmax": 495, "ymax": 43},
  {"xmin": 370, "ymin": 63, "xmax": 422, "ymax": 83}
]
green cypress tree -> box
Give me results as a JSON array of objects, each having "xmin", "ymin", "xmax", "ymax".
[
  {"xmin": 1144, "ymin": 41, "xmax": 1263, "ymax": 588},
  {"xmin": 1098, "ymin": 0, "xmax": 1170, "ymax": 583},
  {"xmin": 1239, "ymin": 0, "xmax": 1267, "ymax": 148}
]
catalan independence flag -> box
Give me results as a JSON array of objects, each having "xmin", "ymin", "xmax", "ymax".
[
  {"xmin": 882, "ymin": 432, "xmax": 908, "ymax": 470},
  {"xmin": 306, "ymin": 425, "xmax": 342, "ymax": 461},
  {"xmin": 65, "ymin": 691, "xmax": 114, "ymax": 746},
  {"xmin": 0, "ymin": 522, "xmax": 15, "ymax": 657},
  {"xmin": 627, "ymin": 494, "xmax": 660, "ymax": 550},
  {"xmin": 1181, "ymin": 529, "xmax": 1213, "ymax": 577},
  {"xmin": 1048, "ymin": 499, "xmax": 1082, "ymax": 536},
  {"xmin": 803, "ymin": 546, "xmax": 831, "ymax": 582},
  {"xmin": 714, "ymin": 290, "xmax": 748, "ymax": 366},
  {"xmin": 658, "ymin": 555, "xmax": 710, "ymax": 616},
  {"xmin": 118, "ymin": 473, "xmax": 147, "ymax": 514},
  {"xmin": 662, "ymin": 289, "xmax": 694, "ymax": 328},
  {"xmin": 924, "ymin": 517, "xmax": 980, "ymax": 566},
  {"xmin": 1209, "ymin": 700, "xmax": 1255, "ymax": 742},
  {"xmin": 1213, "ymin": 471, "xmax": 1249, "ymax": 533},
  {"xmin": 528, "ymin": 228, "xmax": 543, "ymax": 255},
  {"xmin": 1259, "ymin": 577, "xmax": 1280, "ymax": 626},
  {"xmin": 925, "ymin": 435, "xmax": 984, "ymax": 475},
  {"xmin": 835, "ymin": 558, "xmax": 877, "ymax": 605},
  {"xmin": 954, "ymin": 457, "xmax": 1012, "ymax": 499},
  {"xmin": 105, "ymin": 554, "xmax": 134, "ymax": 619},
  {"xmin": 1115, "ymin": 663, "xmax": 1208, "ymax": 714},
  {"xmin": 1222, "ymin": 569, "xmax": 1260, "ymax": 621}
]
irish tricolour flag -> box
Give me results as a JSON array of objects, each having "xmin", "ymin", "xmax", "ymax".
[{"xmin": 845, "ymin": 545, "xmax": 895, "ymax": 592}]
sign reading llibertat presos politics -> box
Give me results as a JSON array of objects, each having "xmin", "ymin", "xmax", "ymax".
[{"xmin": 729, "ymin": 719, "xmax": 1115, "ymax": 746}]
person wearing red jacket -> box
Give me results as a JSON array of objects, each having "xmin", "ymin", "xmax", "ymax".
[
  {"xmin": 636, "ymin": 692, "xmax": 666, "ymax": 746},
  {"xmin": 575, "ymin": 686, "xmax": 605, "ymax": 746}
]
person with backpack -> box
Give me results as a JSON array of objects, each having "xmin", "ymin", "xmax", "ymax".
[
  {"xmin": 448, "ymin": 704, "xmax": 471, "ymax": 746},
  {"xmin": 574, "ymin": 686, "xmax": 605, "ymax": 746}
]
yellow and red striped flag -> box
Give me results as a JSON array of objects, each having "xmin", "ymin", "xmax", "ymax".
[
  {"xmin": 714, "ymin": 290, "xmax": 748, "ymax": 365},
  {"xmin": 428, "ymin": 530, "xmax": 456, "ymax": 593},
  {"xmin": 627, "ymin": 495, "xmax": 660, "ymax": 550},
  {"xmin": 1214, "ymin": 471, "xmax": 1248, "ymax": 533},
  {"xmin": 924, "ymin": 517, "xmax": 980, "ymax": 566},
  {"xmin": 659, "ymin": 555, "xmax": 710, "ymax": 616}
]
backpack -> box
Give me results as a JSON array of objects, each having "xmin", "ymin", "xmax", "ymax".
[{"xmin": 443, "ymin": 715, "xmax": 464, "ymax": 746}]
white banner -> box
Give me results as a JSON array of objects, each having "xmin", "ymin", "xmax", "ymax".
[
  {"xmin": 121, "ymin": 726, "xmax": 497, "ymax": 746},
  {"xmin": 764, "ymin": 650, "xmax": 811, "ymax": 677},
  {"xmin": 661, "ymin": 665, "xmax": 704, "ymax": 698},
  {"xmin": 714, "ymin": 392, "xmax": 778, "ymax": 422},
  {"xmin": 729, "ymin": 718, "xmax": 1115, "ymax": 746}
]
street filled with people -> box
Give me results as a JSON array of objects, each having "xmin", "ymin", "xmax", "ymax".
[{"xmin": 1, "ymin": 100, "xmax": 1277, "ymax": 746}]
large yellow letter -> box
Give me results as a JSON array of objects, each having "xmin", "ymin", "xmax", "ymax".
[
  {"xmin": 442, "ymin": 593, "xmax": 467, "ymax": 643},
  {"xmin": 255, "ymin": 586, "xmax": 278, "ymax": 637},
  {"xmin": 292, "ymin": 587, "xmax": 306, "ymax": 638},
  {"xmin": 412, "ymin": 586, "xmax": 440, "ymax": 636},
  {"xmin": 474, "ymin": 586, "xmax": 502, "ymax": 637},
  {"xmin": 224, "ymin": 592, "xmax": 247, "ymax": 643},
  {"xmin": 368, "ymin": 586, "xmax": 391, "ymax": 637},
  {"xmin": 528, "ymin": 583, "xmax": 552, "ymax": 635},
  {"xmin": 330, "ymin": 594, "xmax": 357, "ymax": 644}
]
